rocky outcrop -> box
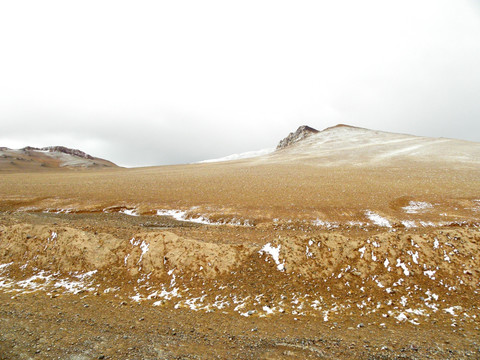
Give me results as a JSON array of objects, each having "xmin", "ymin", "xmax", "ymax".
[
  {"xmin": 20, "ymin": 146, "xmax": 94, "ymax": 159},
  {"xmin": 276, "ymin": 125, "xmax": 319, "ymax": 150},
  {"xmin": 43, "ymin": 146, "xmax": 94, "ymax": 160}
]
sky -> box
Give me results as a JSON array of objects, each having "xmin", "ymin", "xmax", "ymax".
[{"xmin": 1, "ymin": 0, "xmax": 479, "ymax": 167}]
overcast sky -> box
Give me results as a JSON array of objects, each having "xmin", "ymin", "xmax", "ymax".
[{"xmin": 1, "ymin": 0, "xmax": 479, "ymax": 167}]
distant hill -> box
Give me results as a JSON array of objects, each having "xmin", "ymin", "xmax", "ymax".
[{"xmin": 0, "ymin": 146, "xmax": 118, "ymax": 171}]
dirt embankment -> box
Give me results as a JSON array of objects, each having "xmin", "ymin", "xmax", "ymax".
[
  {"xmin": 0, "ymin": 225, "xmax": 253, "ymax": 280},
  {"xmin": 1, "ymin": 220, "xmax": 479, "ymax": 322}
]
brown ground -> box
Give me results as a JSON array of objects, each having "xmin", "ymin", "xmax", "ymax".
[
  {"xmin": 0, "ymin": 162, "xmax": 479, "ymax": 223},
  {"xmin": 0, "ymin": 144, "xmax": 479, "ymax": 359}
]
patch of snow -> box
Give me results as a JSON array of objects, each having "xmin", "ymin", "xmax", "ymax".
[
  {"xmin": 406, "ymin": 308, "xmax": 426, "ymax": 316},
  {"xmin": 402, "ymin": 201, "xmax": 433, "ymax": 214},
  {"xmin": 424, "ymin": 270, "xmax": 436, "ymax": 280},
  {"xmin": 262, "ymin": 306, "xmax": 274, "ymax": 315},
  {"xmin": 420, "ymin": 221, "xmax": 436, "ymax": 227},
  {"xmin": 407, "ymin": 250, "xmax": 419, "ymax": 264},
  {"xmin": 347, "ymin": 221, "xmax": 366, "ymax": 226},
  {"xmin": 54, "ymin": 278, "xmax": 96, "ymax": 294},
  {"xmin": 364, "ymin": 211, "xmax": 391, "ymax": 227},
  {"xmin": 120, "ymin": 209, "xmax": 139, "ymax": 216},
  {"xmin": 444, "ymin": 306, "xmax": 461, "ymax": 316},
  {"xmin": 305, "ymin": 246, "xmax": 313, "ymax": 258},
  {"xmin": 156, "ymin": 209, "xmax": 252, "ymax": 227},
  {"xmin": 433, "ymin": 238, "xmax": 439, "ymax": 249},
  {"xmin": 396, "ymin": 259, "xmax": 410, "ymax": 276},
  {"xmin": 16, "ymin": 271, "xmax": 53, "ymax": 290},
  {"xmin": 259, "ymin": 243, "xmax": 285, "ymax": 271},
  {"xmin": 158, "ymin": 286, "xmax": 181, "ymax": 300},
  {"xmin": 426, "ymin": 290, "xmax": 439, "ymax": 301},
  {"xmin": 74, "ymin": 270, "xmax": 97, "ymax": 281},
  {"xmin": 0, "ymin": 262, "xmax": 13, "ymax": 271},
  {"xmin": 131, "ymin": 294, "xmax": 142, "ymax": 302},
  {"xmin": 312, "ymin": 219, "xmax": 338, "ymax": 228},
  {"xmin": 358, "ymin": 246, "xmax": 366, "ymax": 258},
  {"xmin": 395, "ymin": 313, "xmax": 408, "ymax": 322},
  {"xmin": 401, "ymin": 220, "xmax": 416, "ymax": 228},
  {"xmin": 138, "ymin": 241, "xmax": 149, "ymax": 263}
]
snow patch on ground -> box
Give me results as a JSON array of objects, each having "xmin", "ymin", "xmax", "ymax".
[
  {"xmin": 444, "ymin": 306, "xmax": 461, "ymax": 316},
  {"xmin": 120, "ymin": 209, "xmax": 139, "ymax": 216},
  {"xmin": 402, "ymin": 201, "xmax": 433, "ymax": 214},
  {"xmin": 424, "ymin": 270, "xmax": 436, "ymax": 280},
  {"xmin": 401, "ymin": 220, "xmax": 416, "ymax": 228},
  {"xmin": 259, "ymin": 243, "xmax": 285, "ymax": 271},
  {"xmin": 0, "ymin": 268, "xmax": 98, "ymax": 295},
  {"xmin": 364, "ymin": 211, "xmax": 391, "ymax": 227},
  {"xmin": 358, "ymin": 246, "xmax": 366, "ymax": 258},
  {"xmin": 312, "ymin": 219, "xmax": 339, "ymax": 229},
  {"xmin": 156, "ymin": 209, "xmax": 252, "ymax": 226},
  {"xmin": 396, "ymin": 259, "xmax": 410, "ymax": 276}
]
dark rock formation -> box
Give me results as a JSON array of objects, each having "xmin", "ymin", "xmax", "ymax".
[
  {"xmin": 42, "ymin": 146, "xmax": 94, "ymax": 160},
  {"xmin": 276, "ymin": 125, "xmax": 319, "ymax": 150},
  {"xmin": 19, "ymin": 146, "xmax": 94, "ymax": 159}
]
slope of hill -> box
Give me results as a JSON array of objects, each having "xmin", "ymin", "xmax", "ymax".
[{"xmin": 0, "ymin": 146, "xmax": 118, "ymax": 171}]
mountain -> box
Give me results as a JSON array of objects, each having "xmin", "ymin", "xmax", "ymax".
[
  {"xmin": 0, "ymin": 146, "xmax": 118, "ymax": 171},
  {"xmin": 264, "ymin": 124, "xmax": 480, "ymax": 168}
]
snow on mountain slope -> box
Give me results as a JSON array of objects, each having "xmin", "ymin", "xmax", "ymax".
[{"xmin": 197, "ymin": 148, "xmax": 275, "ymax": 163}]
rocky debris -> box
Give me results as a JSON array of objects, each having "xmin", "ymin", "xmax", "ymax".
[
  {"xmin": 276, "ymin": 125, "xmax": 319, "ymax": 150},
  {"xmin": 0, "ymin": 289, "xmax": 477, "ymax": 360}
]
